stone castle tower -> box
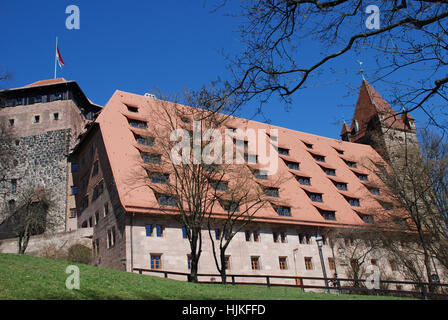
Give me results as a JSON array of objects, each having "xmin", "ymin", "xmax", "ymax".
[
  {"xmin": 0, "ymin": 79, "xmax": 102, "ymax": 238},
  {"xmin": 340, "ymin": 80, "xmax": 418, "ymax": 162}
]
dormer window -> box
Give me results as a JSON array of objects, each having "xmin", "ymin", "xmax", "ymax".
[
  {"xmin": 264, "ymin": 187, "xmax": 279, "ymax": 197},
  {"xmin": 278, "ymin": 147, "xmax": 289, "ymax": 156},
  {"xmin": 285, "ymin": 161, "xmax": 299, "ymax": 170},
  {"xmin": 126, "ymin": 104, "xmax": 138, "ymax": 113},
  {"xmin": 254, "ymin": 169, "xmax": 268, "ymax": 180},
  {"xmin": 128, "ymin": 119, "xmax": 147, "ymax": 129},
  {"xmin": 345, "ymin": 160, "xmax": 357, "ymax": 168},
  {"xmin": 313, "ymin": 155, "xmax": 325, "ymax": 162},
  {"xmin": 369, "ymin": 187, "xmax": 380, "ymax": 196},
  {"xmin": 334, "ymin": 182, "xmax": 348, "ymax": 191},
  {"xmin": 309, "ymin": 193, "xmax": 323, "ymax": 202},
  {"xmin": 324, "ymin": 168, "xmax": 336, "ymax": 176},
  {"xmin": 356, "ymin": 173, "xmax": 369, "ymax": 181},
  {"xmin": 305, "ymin": 143, "xmax": 313, "ymax": 149},
  {"xmin": 296, "ymin": 176, "xmax": 311, "ymax": 186},
  {"xmin": 347, "ymin": 197, "xmax": 360, "ymax": 207},
  {"xmin": 135, "ymin": 134, "xmax": 154, "ymax": 146}
]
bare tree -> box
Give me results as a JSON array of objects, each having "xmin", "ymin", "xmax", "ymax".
[
  {"xmin": 206, "ymin": 167, "xmax": 275, "ymax": 284},
  {"xmin": 212, "ymin": 1, "xmax": 448, "ymax": 127},
  {"xmin": 1, "ymin": 186, "xmax": 57, "ymax": 254},
  {"xmin": 360, "ymin": 129, "xmax": 448, "ymax": 290}
]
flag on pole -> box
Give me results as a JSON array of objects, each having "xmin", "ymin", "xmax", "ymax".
[{"xmin": 56, "ymin": 45, "xmax": 65, "ymax": 68}]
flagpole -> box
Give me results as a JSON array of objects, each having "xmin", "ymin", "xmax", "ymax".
[{"xmin": 54, "ymin": 37, "xmax": 58, "ymax": 79}]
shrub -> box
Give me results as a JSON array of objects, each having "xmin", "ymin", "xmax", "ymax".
[{"xmin": 67, "ymin": 244, "xmax": 93, "ymax": 265}]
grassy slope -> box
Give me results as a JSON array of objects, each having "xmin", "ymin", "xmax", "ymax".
[{"xmin": 0, "ymin": 253, "xmax": 408, "ymax": 300}]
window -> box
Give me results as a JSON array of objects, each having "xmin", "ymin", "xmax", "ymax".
[
  {"xmin": 347, "ymin": 197, "xmax": 360, "ymax": 207},
  {"xmin": 369, "ymin": 187, "xmax": 380, "ymax": 196},
  {"xmin": 345, "ymin": 161, "xmax": 357, "ymax": 168},
  {"xmin": 222, "ymin": 201, "xmax": 239, "ymax": 212},
  {"xmin": 253, "ymin": 231, "xmax": 260, "ymax": 242},
  {"xmin": 286, "ymin": 161, "xmax": 300, "ymax": 170},
  {"xmin": 155, "ymin": 225, "xmax": 164, "ymax": 237},
  {"xmin": 324, "ymin": 168, "xmax": 336, "ymax": 176},
  {"xmin": 107, "ymin": 227, "xmax": 116, "ymax": 248},
  {"xmin": 328, "ymin": 257, "xmax": 336, "ymax": 271},
  {"xmin": 95, "ymin": 211, "xmax": 100, "ymax": 225},
  {"xmin": 53, "ymin": 113, "xmax": 59, "ymax": 120},
  {"xmin": 360, "ymin": 214, "xmax": 374, "ymax": 224},
  {"xmin": 264, "ymin": 187, "xmax": 279, "ymax": 197},
  {"xmin": 212, "ymin": 181, "xmax": 228, "ymax": 191},
  {"xmin": 251, "ymin": 256, "xmax": 261, "ymax": 270},
  {"xmin": 128, "ymin": 119, "xmax": 147, "ymax": 129},
  {"xmin": 142, "ymin": 153, "xmax": 161, "ymax": 164},
  {"xmin": 9, "ymin": 119, "xmax": 14, "ymax": 127},
  {"xmin": 371, "ymin": 259, "xmax": 377, "ymax": 266},
  {"xmin": 104, "ymin": 203, "xmax": 109, "ymax": 216},
  {"xmin": 136, "ymin": 135, "xmax": 154, "ymax": 146},
  {"xmin": 244, "ymin": 154, "xmax": 258, "ymax": 164},
  {"xmin": 313, "ymin": 155, "xmax": 325, "ymax": 162},
  {"xmin": 145, "ymin": 224, "xmax": 153, "ymax": 237},
  {"xmin": 93, "ymin": 239, "xmax": 100, "ymax": 256},
  {"xmin": 279, "ymin": 257, "xmax": 288, "ymax": 270},
  {"xmin": 224, "ymin": 256, "xmax": 231, "ymax": 270},
  {"xmin": 379, "ymin": 201, "xmax": 393, "ymax": 211},
  {"xmin": 71, "ymin": 186, "xmax": 78, "ymax": 195},
  {"xmin": 88, "ymin": 217, "xmax": 93, "ymax": 228},
  {"xmin": 276, "ymin": 206, "xmax": 291, "ymax": 216},
  {"xmin": 297, "ymin": 176, "xmax": 311, "ymax": 186},
  {"xmin": 11, "ymin": 179, "xmax": 17, "ymax": 194},
  {"xmin": 273, "ymin": 232, "xmax": 279, "ymax": 243},
  {"xmin": 34, "ymin": 115, "xmax": 40, "ymax": 123},
  {"xmin": 280, "ymin": 232, "xmax": 287, "ymax": 243},
  {"xmin": 321, "ymin": 210, "xmax": 336, "ymax": 221},
  {"xmin": 214, "ymin": 228, "xmax": 221, "ymax": 240},
  {"xmin": 335, "ymin": 182, "xmax": 347, "ymax": 191},
  {"xmin": 149, "ymin": 172, "xmax": 169, "ymax": 184},
  {"xmin": 92, "ymin": 161, "xmax": 99, "ymax": 176},
  {"xmin": 151, "ymin": 254, "xmax": 162, "ymax": 270},
  {"xmin": 309, "ymin": 193, "xmax": 323, "ymax": 202},
  {"xmin": 126, "ymin": 104, "xmax": 138, "ymax": 113},
  {"xmin": 182, "ymin": 227, "xmax": 188, "ymax": 239},
  {"xmin": 278, "ymin": 147, "xmax": 289, "ymax": 156},
  {"xmin": 158, "ymin": 194, "xmax": 176, "ymax": 206},
  {"xmin": 245, "ymin": 231, "xmax": 251, "ymax": 242},
  {"xmin": 304, "ymin": 257, "xmax": 313, "ymax": 270},
  {"xmin": 357, "ymin": 173, "xmax": 369, "ymax": 181},
  {"xmin": 254, "ymin": 169, "xmax": 268, "ymax": 180},
  {"xmin": 187, "ymin": 255, "xmax": 192, "ymax": 269},
  {"xmin": 69, "ymin": 208, "xmax": 77, "ymax": 218},
  {"xmin": 16, "ymin": 98, "xmax": 23, "ymax": 105},
  {"xmin": 181, "ymin": 117, "xmax": 191, "ymax": 124}
]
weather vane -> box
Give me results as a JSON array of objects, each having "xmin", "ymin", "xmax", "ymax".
[{"xmin": 357, "ymin": 60, "xmax": 365, "ymax": 80}]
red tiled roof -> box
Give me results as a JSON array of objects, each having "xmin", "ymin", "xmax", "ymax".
[
  {"xmin": 25, "ymin": 78, "xmax": 67, "ymax": 87},
  {"xmin": 92, "ymin": 86, "xmax": 396, "ymax": 228}
]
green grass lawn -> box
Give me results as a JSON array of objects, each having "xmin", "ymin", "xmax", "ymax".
[{"xmin": 0, "ymin": 253, "xmax": 409, "ymax": 300}]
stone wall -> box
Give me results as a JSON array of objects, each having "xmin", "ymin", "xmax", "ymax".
[
  {"xmin": 0, "ymin": 228, "xmax": 93, "ymax": 255},
  {"xmin": 0, "ymin": 129, "xmax": 72, "ymax": 238}
]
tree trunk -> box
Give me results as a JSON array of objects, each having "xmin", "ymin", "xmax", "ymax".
[{"xmin": 220, "ymin": 250, "xmax": 227, "ymax": 284}]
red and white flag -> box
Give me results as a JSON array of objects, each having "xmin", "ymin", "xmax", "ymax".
[{"xmin": 56, "ymin": 45, "xmax": 65, "ymax": 68}]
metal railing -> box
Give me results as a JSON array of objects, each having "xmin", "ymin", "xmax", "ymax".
[{"xmin": 132, "ymin": 267, "xmax": 448, "ymax": 299}]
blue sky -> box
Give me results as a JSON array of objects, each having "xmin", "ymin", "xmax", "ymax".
[{"xmin": 0, "ymin": 0, "xmax": 432, "ymax": 140}]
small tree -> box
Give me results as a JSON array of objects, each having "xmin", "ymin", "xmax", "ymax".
[{"xmin": 2, "ymin": 186, "xmax": 57, "ymax": 254}]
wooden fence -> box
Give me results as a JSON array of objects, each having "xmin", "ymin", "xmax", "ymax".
[{"xmin": 132, "ymin": 267, "xmax": 448, "ymax": 299}]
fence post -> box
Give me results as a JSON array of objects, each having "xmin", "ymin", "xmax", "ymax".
[
  {"xmin": 232, "ymin": 276, "xmax": 235, "ymax": 285},
  {"xmin": 266, "ymin": 276, "xmax": 271, "ymax": 288},
  {"xmin": 300, "ymin": 277, "xmax": 305, "ymax": 293},
  {"xmin": 164, "ymin": 272, "xmax": 168, "ymax": 278},
  {"xmin": 139, "ymin": 269, "xmax": 142, "ymax": 275}
]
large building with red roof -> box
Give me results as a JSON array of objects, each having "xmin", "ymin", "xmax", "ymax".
[{"xmin": 65, "ymin": 79, "xmax": 418, "ymax": 284}]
